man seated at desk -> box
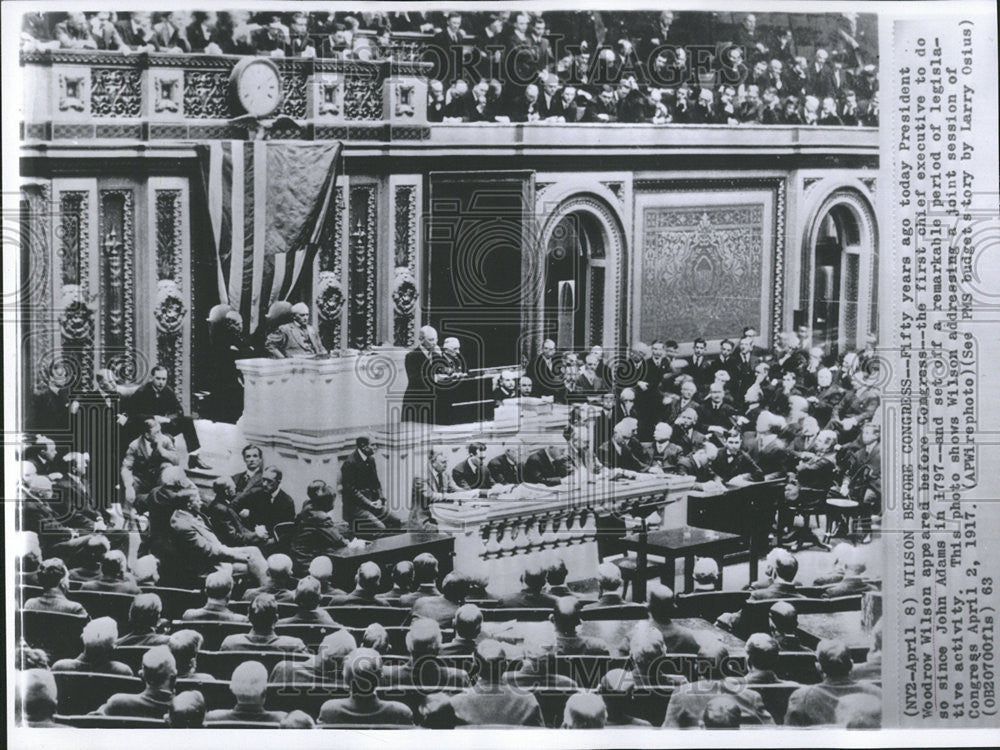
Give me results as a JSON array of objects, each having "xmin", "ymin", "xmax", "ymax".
[
  {"xmin": 410, "ymin": 446, "xmax": 489, "ymax": 530},
  {"xmin": 711, "ymin": 430, "xmax": 765, "ymax": 485},
  {"xmin": 265, "ymin": 302, "xmax": 326, "ymax": 358},
  {"xmin": 522, "ymin": 442, "xmax": 572, "ymax": 485},
  {"xmin": 452, "ymin": 442, "xmax": 493, "ymax": 490},
  {"xmin": 596, "ymin": 418, "xmax": 652, "ymax": 473},
  {"xmin": 487, "ymin": 440, "xmax": 522, "ymax": 485}
]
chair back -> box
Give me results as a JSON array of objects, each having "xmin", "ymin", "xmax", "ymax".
[
  {"xmin": 169, "ymin": 620, "xmax": 249, "ymax": 651},
  {"xmin": 175, "ymin": 678, "xmax": 236, "ymax": 710},
  {"xmin": 675, "ymin": 590, "xmax": 750, "ymax": 621},
  {"xmin": 113, "ymin": 645, "xmax": 151, "ymax": 674},
  {"xmin": 68, "ymin": 590, "xmax": 135, "ymax": 623},
  {"xmin": 230, "ymin": 600, "xmax": 297, "ymax": 617},
  {"xmin": 553, "ymin": 655, "xmax": 629, "ymax": 688},
  {"xmin": 142, "ymin": 586, "xmax": 203, "ymax": 620},
  {"xmin": 18, "ymin": 585, "xmax": 44, "ymax": 603},
  {"xmin": 739, "ymin": 595, "xmax": 863, "ymax": 637},
  {"xmin": 267, "ymin": 682, "xmax": 349, "ymax": 716},
  {"xmin": 776, "ymin": 651, "xmax": 821, "ymax": 684},
  {"xmin": 273, "ymin": 522, "xmax": 295, "ymax": 546},
  {"xmin": 579, "ymin": 604, "xmax": 647, "ymax": 621},
  {"xmin": 54, "ymin": 714, "xmax": 166, "ymax": 728},
  {"xmin": 323, "ymin": 606, "xmax": 408, "ymax": 627},
  {"xmin": 203, "ymin": 720, "xmax": 282, "ymax": 728},
  {"xmin": 18, "ymin": 610, "xmax": 88, "ymax": 661},
  {"xmin": 531, "ymin": 688, "xmax": 580, "ymax": 728},
  {"xmin": 197, "ymin": 650, "xmax": 310, "ymax": 681},
  {"xmin": 52, "ymin": 671, "xmax": 143, "ymax": 715},
  {"xmin": 481, "ymin": 607, "xmax": 550, "ymax": 622}
]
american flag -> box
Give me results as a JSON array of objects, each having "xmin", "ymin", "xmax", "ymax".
[{"xmin": 200, "ymin": 140, "xmax": 343, "ymax": 333}]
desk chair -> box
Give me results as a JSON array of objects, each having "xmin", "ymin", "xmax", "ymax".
[{"xmin": 52, "ymin": 671, "xmax": 143, "ymax": 715}]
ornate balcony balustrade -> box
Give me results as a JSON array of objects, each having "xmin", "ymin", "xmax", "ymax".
[{"xmin": 21, "ymin": 49, "xmax": 432, "ymax": 141}]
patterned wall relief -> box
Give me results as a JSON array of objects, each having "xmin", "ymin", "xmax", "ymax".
[
  {"xmin": 154, "ymin": 190, "xmax": 185, "ymax": 391},
  {"xmin": 317, "ymin": 185, "xmax": 345, "ymax": 350},
  {"xmin": 393, "ymin": 184, "xmax": 418, "ymax": 347},
  {"xmin": 348, "ymin": 184, "xmax": 378, "ymax": 349},
  {"xmin": 99, "ymin": 189, "xmax": 137, "ymax": 382},
  {"xmin": 57, "ymin": 190, "xmax": 94, "ymax": 389},
  {"xmin": 640, "ymin": 204, "xmax": 765, "ymax": 343}
]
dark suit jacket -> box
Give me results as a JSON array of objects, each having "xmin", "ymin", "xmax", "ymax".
[
  {"xmin": 206, "ymin": 498, "xmax": 260, "ymax": 547},
  {"xmin": 30, "ymin": 387, "xmax": 72, "ymax": 436},
  {"xmin": 96, "ymin": 687, "xmax": 173, "ymax": 717},
  {"xmin": 340, "ymin": 450, "xmax": 386, "ymax": 523},
  {"xmin": 785, "ymin": 678, "xmax": 882, "ymax": 726},
  {"xmin": 596, "ymin": 439, "xmax": 650, "ymax": 472},
  {"xmin": 672, "ymin": 456, "xmax": 716, "ymax": 483},
  {"xmin": 522, "ymin": 448, "xmax": 569, "ymax": 485},
  {"xmin": 451, "ymin": 458, "xmax": 493, "ymax": 490},
  {"xmin": 749, "ymin": 437, "xmax": 792, "ymax": 476},
  {"xmin": 128, "ymin": 382, "xmax": 185, "ymax": 422},
  {"xmin": 487, "ymin": 454, "xmax": 521, "ymax": 485},
  {"xmin": 526, "ymin": 354, "xmax": 561, "ymax": 398},
  {"xmin": 168, "ymin": 509, "xmax": 229, "ymax": 579},
  {"xmin": 290, "ymin": 499, "xmax": 349, "ymax": 575},
  {"xmin": 411, "ymin": 595, "xmax": 461, "ymax": 628},
  {"xmin": 685, "ymin": 355, "xmax": 716, "ymax": 390},
  {"xmin": 711, "ymin": 450, "xmax": 764, "ymax": 483},
  {"xmin": 698, "ymin": 401, "xmax": 739, "ymax": 433},
  {"xmin": 113, "ymin": 19, "xmax": 152, "ymax": 50},
  {"xmin": 233, "ymin": 486, "xmax": 295, "ymax": 535},
  {"xmin": 403, "ymin": 347, "xmax": 441, "ymax": 419},
  {"xmin": 499, "ymin": 588, "xmax": 557, "ymax": 609}
]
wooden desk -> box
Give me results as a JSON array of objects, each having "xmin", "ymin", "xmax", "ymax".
[
  {"xmin": 621, "ymin": 526, "xmax": 744, "ymax": 602},
  {"xmin": 329, "ymin": 532, "xmax": 454, "ymax": 592},
  {"xmin": 797, "ymin": 611, "xmax": 870, "ymax": 651},
  {"xmin": 687, "ymin": 479, "xmax": 786, "ymax": 585}
]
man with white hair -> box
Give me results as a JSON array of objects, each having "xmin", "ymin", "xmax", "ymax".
[
  {"xmin": 410, "ymin": 445, "xmax": 463, "ymax": 529},
  {"xmin": 265, "ymin": 301, "xmax": 325, "ymax": 358},
  {"xmin": 53, "ymin": 616, "xmax": 133, "ymax": 675},
  {"xmin": 596, "ymin": 419, "xmax": 651, "ymax": 473},
  {"xmin": 649, "ymin": 422, "xmax": 683, "ymax": 471},
  {"xmin": 441, "ymin": 336, "xmax": 466, "ymax": 376},
  {"xmin": 821, "ymin": 547, "xmax": 872, "ymax": 597},
  {"xmin": 403, "ymin": 325, "xmax": 445, "ymax": 422},
  {"xmin": 206, "ymin": 660, "xmax": 288, "ymax": 724},
  {"xmin": 17, "ymin": 669, "xmax": 63, "ymax": 727},
  {"xmin": 808, "ymin": 367, "xmax": 845, "ymax": 427},
  {"xmin": 673, "ymin": 442, "xmax": 719, "ymax": 483},
  {"xmin": 95, "ymin": 645, "xmax": 177, "ymax": 717},
  {"xmin": 670, "ymin": 407, "xmax": 707, "ymax": 456},
  {"xmin": 749, "ymin": 411, "xmax": 792, "ymax": 476},
  {"xmin": 584, "ymin": 562, "xmax": 627, "ymax": 608},
  {"xmin": 522, "ymin": 441, "xmax": 571, "ymax": 485}
]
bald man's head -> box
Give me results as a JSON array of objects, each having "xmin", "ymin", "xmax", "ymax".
[
  {"xmin": 318, "ymin": 629, "xmax": 357, "ymax": 669},
  {"xmin": 562, "ymin": 692, "xmax": 607, "ymax": 728},
  {"xmin": 266, "ymin": 553, "xmax": 294, "ymax": 583},
  {"xmin": 141, "ymin": 645, "xmax": 177, "ymax": 689},
  {"xmin": 453, "ymin": 604, "xmax": 483, "ymax": 640},
  {"xmin": 702, "ymin": 695, "xmax": 741, "ymax": 728},
  {"xmin": 816, "ymin": 639, "xmax": 853, "ymax": 679},
  {"xmin": 522, "ymin": 563, "xmax": 547, "ymax": 592},
  {"xmin": 474, "ymin": 639, "xmax": 507, "ymax": 684},
  {"xmin": 769, "ymin": 600, "xmax": 798, "ymax": 634},
  {"xmin": 406, "ymin": 618, "xmax": 443, "ymax": 658},
  {"xmin": 356, "ymin": 561, "xmax": 381, "ymax": 592},
  {"xmin": 392, "ymin": 560, "xmax": 414, "ymax": 590},
  {"xmin": 697, "ymin": 640, "xmax": 731, "ymax": 681},
  {"xmin": 168, "ymin": 690, "xmax": 206, "ymax": 728},
  {"xmin": 230, "ymin": 660, "xmax": 269, "ymax": 704},
  {"xmin": 551, "ymin": 596, "xmax": 582, "ymax": 634},
  {"xmin": 773, "ymin": 550, "xmax": 799, "ymax": 582},
  {"xmin": 746, "ymin": 633, "xmax": 780, "ymax": 672},
  {"xmin": 647, "ymin": 584, "xmax": 677, "ymax": 623}
]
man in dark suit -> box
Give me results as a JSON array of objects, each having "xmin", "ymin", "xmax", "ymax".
[
  {"xmin": 664, "ymin": 379, "xmax": 701, "ymax": 425},
  {"xmin": 439, "ymin": 604, "xmax": 483, "ymax": 656},
  {"xmin": 128, "ymin": 365, "xmax": 208, "ymax": 470},
  {"xmin": 522, "ymin": 443, "xmax": 570, "ymax": 485},
  {"xmin": 749, "ymin": 550, "xmax": 804, "ymax": 600},
  {"xmin": 94, "ymin": 646, "xmax": 176, "ymax": 718},
  {"xmin": 219, "ymin": 594, "xmax": 308, "ymax": 654},
  {"xmin": 23, "ymin": 558, "xmax": 89, "ymax": 616},
  {"xmin": 785, "ymin": 640, "xmax": 882, "ymax": 726},
  {"xmin": 113, "ymin": 10, "xmax": 157, "ymax": 51},
  {"xmin": 289, "ymin": 480, "xmax": 350, "ymax": 575},
  {"xmin": 79, "ymin": 551, "xmax": 141, "ymax": 595},
  {"xmin": 340, "ymin": 436, "xmax": 403, "ymax": 538},
  {"xmin": 536, "ymin": 75, "xmax": 563, "ymax": 119},
  {"xmin": 633, "ymin": 584, "xmax": 701, "ymax": 654},
  {"xmin": 398, "ymin": 553, "xmax": 442, "ymax": 608},
  {"xmin": 329, "ymin": 561, "xmax": 384, "ymax": 605},
  {"xmin": 151, "ymin": 11, "xmax": 190, "ymax": 51},
  {"xmin": 451, "ymin": 442, "xmax": 494, "ymax": 490},
  {"xmin": 180, "ymin": 571, "xmax": 248, "ymax": 622},
  {"xmin": 499, "ymin": 564, "xmax": 557, "ymax": 609},
  {"xmin": 673, "ymin": 443, "xmax": 720, "ymax": 484},
  {"xmin": 597, "ymin": 420, "xmax": 651, "ymax": 473},
  {"xmin": 52, "ymin": 452, "xmax": 104, "ymax": 532},
  {"xmin": 731, "ymin": 335, "xmax": 761, "ymax": 406},
  {"xmin": 403, "ymin": 325, "xmax": 445, "ymax": 423},
  {"xmin": 411, "ymin": 572, "xmax": 467, "ymax": 628},
  {"xmin": 231, "ymin": 444, "xmax": 263, "ymax": 493},
  {"xmin": 526, "ymin": 339, "xmax": 562, "ymax": 398},
  {"xmin": 552, "ymin": 596, "xmax": 611, "ymax": 655},
  {"xmin": 185, "ymin": 11, "xmax": 217, "ymax": 52},
  {"xmin": 649, "ymin": 422, "xmax": 684, "ymax": 471},
  {"xmin": 806, "ymin": 48, "xmax": 837, "ymax": 99},
  {"xmin": 30, "ymin": 362, "xmax": 74, "ymax": 440},
  {"xmin": 583, "ymin": 563, "xmax": 627, "ymax": 609},
  {"xmin": 712, "ymin": 431, "xmax": 765, "ymax": 484},
  {"xmin": 206, "ymin": 477, "xmax": 269, "ymax": 549},
  {"xmin": 686, "ymin": 338, "xmax": 716, "ymax": 393},
  {"xmin": 698, "ymin": 382, "xmax": 739, "ymax": 436},
  {"xmin": 487, "ymin": 441, "xmax": 522, "ymax": 485},
  {"xmin": 428, "ymin": 11, "xmax": 469, "ymax": 86},
  {"xmin": 233, "ymin": 466, "xmax": 295, "ymax": 536},
  {"xmin": 381, "ymin": 619, "xmax": 471, "ymax": 689},
  {"xmin": 748, "ymin": 412, "xmax": 793, "ymax": 476},
  {"xmin": 669, "ymin": 408, "xmax": 707, "ymax": 456}
]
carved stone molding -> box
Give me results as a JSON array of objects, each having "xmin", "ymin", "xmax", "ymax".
[
  {"xmin": 183, "ymin": 69, "xmax": 229, "ymax": 119},
  {"xmin": 393, "ymin": 184, "xmax": 418, "ymax": 347},
  {"xmin": 155, "ymin": 190, "xmax": 184, "ymax": 389},
  {"xmin": 348, "ymin": 185, "xmax": 378, "ymax": 349},
  {"xmin": 58, "ymin": 72, "xmax": 87, "ymax": 112},
  {"xmin": 394, "ymin": 83, "xmax": 415, "ymax": 117},
  {"xmin": 90, "ymin": 68, "xmax": 142, "ymax": 117},
  {"xmin": 58, "ymin": 284, "xmax": 95, "ymax": 343},
  {"xmin": 154, "ymin": 278, "xmax": 186, "ymax": 336},
  {"xmin": 601, "ymin": 181, "xmax": 625, "ymax": 205},
  {"xmin": 99, "ymin": 189, "xmax": 135, "ymax": 361},
  {"xmin": 316, "ymin": 270, "xmax": 346, "ymax": 323},
  {"xmin": 153, "ymin": 74, "xmax": 181, "ymax": 113}
]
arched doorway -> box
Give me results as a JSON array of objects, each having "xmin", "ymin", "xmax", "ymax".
[
  {"xmin": 803, "ymin": 190, "xmax": 878, "ymax": 359},
  {"xmin": 544, "ymin": 211, "xmax": 607, "ymax": 350}
]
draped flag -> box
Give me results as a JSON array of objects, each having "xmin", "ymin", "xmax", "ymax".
[{"xmin": 199, "ymin": 140, "xmax": 343, "ymax": 334}]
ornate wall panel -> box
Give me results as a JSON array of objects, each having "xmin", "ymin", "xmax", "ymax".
[
  {"xmin": 276, "ymin": 61, "xmax": 308, "ymax": 119},
  {"xmin": 392, "ymin": 184, "xmax": 418, "ymax": 347},
  {"xmin": 21, "ymin": 185, "xmax": 53, "ymax": 397},
  {"xmin": 348, "ymin": 185, "xmax": 378, "ymax": 349},
  {"xmin": 90, "ymin": 68, "xmax": 142, "ymax": 118},
  {"xmin": 344, "ymin": 70, "xmax": 384, "ymax": 121},
  {"xmin": 99, "ymin": 189, "xmax": 137, "ymax": 381},
  {"xmin": 183, "ymin": 70, "xmax": 229, "ymax": 119},
  {"xmin": 317, "ymin": 185, "xmax": 345, "ymax": 350},
  {"xmin": 154, "ymin": 190, "xmax": 185, "ymax": 391},
  {"xmin": 57, "ymin": 190, "xmax": 95, "ymax": 390},
  {"xmin": 639, "ymin": 205, "xmax": 765, "ymax": 343}
]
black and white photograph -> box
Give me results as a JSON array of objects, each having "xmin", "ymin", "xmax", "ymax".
[{"xmin": 3, "ymin": 1, "xmax": 998, "ymax": 746}]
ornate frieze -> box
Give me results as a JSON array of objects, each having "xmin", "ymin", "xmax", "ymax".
[
  {"xmin": 183, "ymin": 69, "xmax": 229, "ymax": 119},
  {"xmin": 99, "ymin": 190, "xmax": 135, "ymax": 369},
  {"xmin": 154, "ymin": 190, "xmax": 184, "ymax": 389},
  {"xmin": 348, "ymin": 184, "xmax": 378, "ymax": 349},
  {"xmin": 90, "ymin": 68, "xmax": 142, "ymax": 117}
]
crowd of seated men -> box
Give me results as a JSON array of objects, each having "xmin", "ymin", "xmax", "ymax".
[
  {"xmin": 20, "ymin": 10, "xmax": 878, "ymax": 128},
  {"xmin": 16, "ymin": 531, "xmax": 883, "ymax": 729}
]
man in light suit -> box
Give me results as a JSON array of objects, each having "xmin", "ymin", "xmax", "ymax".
[
  {"xmin": 410, "ymin": 446, "xmax": 462, "ymax": 530},
  {"xmin": 266, "ymin": 302, "xmax": 326, "ymax": 358},
  {"xmin": 167, "ymin": 489, "xmax": 267, "ymax": 586}
]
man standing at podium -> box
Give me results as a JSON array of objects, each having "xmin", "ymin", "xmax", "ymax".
[{"xmin": 402, "ymin": 325, "xmax": 445, "ymax": 423}]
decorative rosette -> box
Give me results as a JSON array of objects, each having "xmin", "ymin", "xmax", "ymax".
[
  {"xmin": 153, "ymin": 279, "xmax": 186, "ymax": 336},
  {"xmin": 391, "ymin": 266, "xmax": 418, "ymax": 315},
  {"xmin": 316, "ymin": 271, "xmax": 345, "ymax": 322},
  {"xmin": 58, "ymin": 284, "xmax": 94, "ymax": 342}
]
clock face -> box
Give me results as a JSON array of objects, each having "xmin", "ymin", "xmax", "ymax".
[{"xmin": 235, "ymin": 60, "xmax": 282, "ymax": 117}]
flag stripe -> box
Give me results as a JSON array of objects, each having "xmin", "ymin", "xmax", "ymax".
[
  {"xmin": 228, "ymin": 141, "xmax": 245, "ymax": 312},
  {"xmin": 239, "ymin": 142, "xmax": 256, "ymax": 329},
  {"xmin": 250, "ymin": 140, "xmax": 268, "ymax": 332}
]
